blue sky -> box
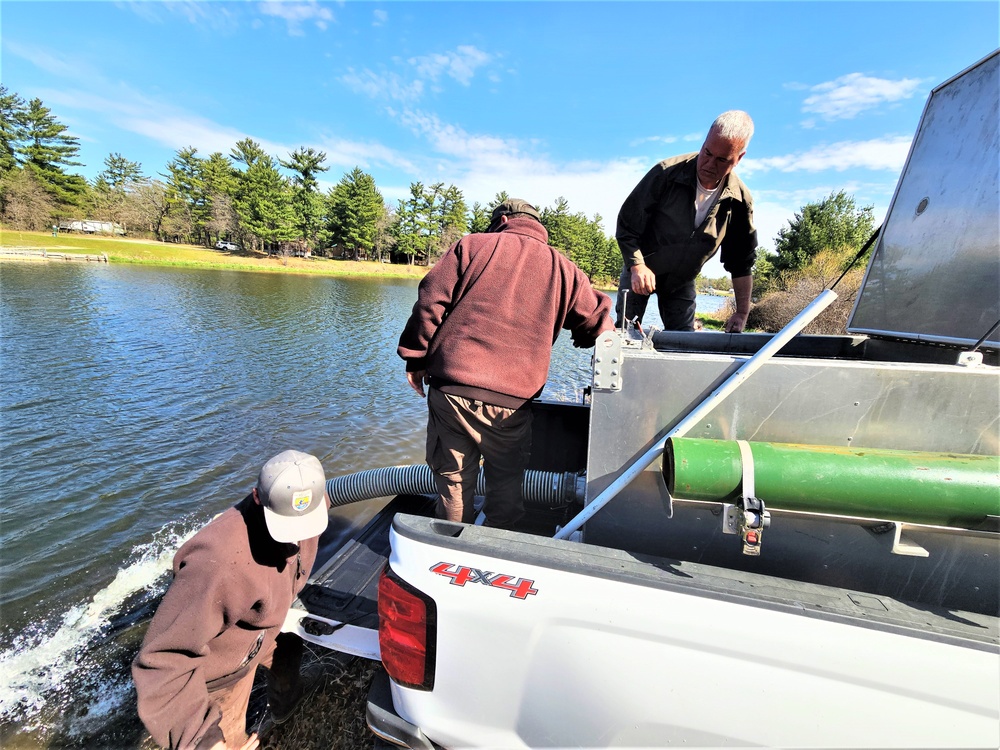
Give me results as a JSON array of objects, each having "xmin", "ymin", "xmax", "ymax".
[{"xmin": 3, "ymin": 1, "xmax": 997, "ymax": 275}]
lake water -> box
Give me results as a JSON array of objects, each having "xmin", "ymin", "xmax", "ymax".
[{"xmin": 0, "ymin": 261, "xmax": 725, "ymax": 746}]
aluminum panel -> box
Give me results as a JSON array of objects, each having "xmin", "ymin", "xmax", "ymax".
[
  {"xmin": 588, "ymin": 350, "xmax": 999, "ymax": 501},
  {"xmin": 849, "ymin": 50, "xmax": 1000, "ymax": 346},
  {"xmin": 583, "ymin": 349, "xmax": 1000, "ymax": 609}
]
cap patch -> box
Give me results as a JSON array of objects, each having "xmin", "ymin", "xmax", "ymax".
[{"xmin": 291, "ymin": 490, "xmax": 313, "ymax": 513}]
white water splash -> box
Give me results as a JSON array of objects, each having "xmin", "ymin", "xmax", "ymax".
[{"xmin": 0, "ymin": 522, "xmax": 200, "ymax": 726}]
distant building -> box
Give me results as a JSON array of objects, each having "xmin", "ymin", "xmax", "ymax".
[{"xmin": 59, "ymin": 219, "xmax": 125, "ymax": 236}]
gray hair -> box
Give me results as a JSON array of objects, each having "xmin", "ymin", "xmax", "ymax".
[{"xmin": 709, "ymin": 110, "xmax": 754, "ymax": 146}]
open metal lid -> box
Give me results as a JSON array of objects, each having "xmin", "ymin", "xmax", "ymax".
[{"xmin": 848, "ymin": 50, "xmax": 999, "ymax": 348}]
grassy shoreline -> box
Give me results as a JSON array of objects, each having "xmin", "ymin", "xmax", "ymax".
[
  {"xmin": 1, "ymin": 228, "xmax": 728, "ymax": 327},
  {"xmin": 0, "ymin": 229, "xmax": 431, "ymax": 280}
]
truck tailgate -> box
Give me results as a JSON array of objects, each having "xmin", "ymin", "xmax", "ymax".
[
  {"xmin": 386, "ymin": 513, "xmax": 999, "ymax": 749},
  {"xmin": 286, "ymin": 495, "xmax": 434, "ymax": 659}
]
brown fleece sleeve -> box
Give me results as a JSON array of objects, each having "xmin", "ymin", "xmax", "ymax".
[
  {"xmin": 397, "ymin": 240, "xmax": 464, "ymax": 370},
  {"xmin": 562, "ymin": 261, "xmax": 614, "ymax": 348},
  {"xmin": 132, "ymin": 541, "xmax": 241, "ymax": 749}
]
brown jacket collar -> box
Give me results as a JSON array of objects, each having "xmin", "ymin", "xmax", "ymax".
[
  {"xmin": 494, "ymin": 215, "xmax": 549, "ymax": 244},
  {"xmin": 668, "ymin": 152, "xmax": 751, "ymax": 204}
]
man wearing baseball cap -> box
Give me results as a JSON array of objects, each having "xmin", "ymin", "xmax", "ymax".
[
  {"xmin": 398, "ymin": 199, "xmax": 613, "ymax": 529},
  {"xmin": 133, "ymin": 450, "xmax": 329, "ymax": 749}
]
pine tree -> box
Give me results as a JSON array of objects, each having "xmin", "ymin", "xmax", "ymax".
[
  {"xmin": 0, "ymin": 86, "xmax": 27, "ymax": 176},
  {"xmin": 231, "ymin": 142, "xmax": 295, "ymax": 252},
  {"xmin": 92, "ymin": 153, "xmax": 144, "ymax": 230},
  {"xmin": 325, "ymin": 167, "xmax": 386, "ymax": 260},
  {"xmin": 394, "ymin": 182, "xmax": 425, "ymax": 264},
  {"xmin": 468, "ymin": 202, "xmax": 491, "ymax": 234},
  {"xmin": 164, "ymin": 147, "xmax": 208, "ymax": 243},
  {"xmin": 97, "ymin": 153, "xmax": 143, "ymax": 190},
  {"xmin": 19, "ymin": 97, "xmax": 88, "ymax": 206},
  {"xmin": 202, "ymin": 152, "xmax": 239, "ymax": 244},
  {"xmin": 281, "ymin": 147, "xmax": 329, "ymax": 250}
]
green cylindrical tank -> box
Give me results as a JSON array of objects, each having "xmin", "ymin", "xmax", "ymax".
[{"xmin": 665, "ymin": 438, "xmax": 1000, "ymax": 528}]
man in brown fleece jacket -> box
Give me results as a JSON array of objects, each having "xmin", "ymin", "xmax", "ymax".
[
  {"xmin": 132, "ymin": 450, "xmax": 330, "ymax": 750},
  {"xmin": 398, "ymin": 199, "xmax": 613, "ymax": 529}
]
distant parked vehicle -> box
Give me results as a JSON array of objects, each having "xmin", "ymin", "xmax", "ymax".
[{"xmin": 214, "ymin": 240, "xmax": 240, "ymax": 251}]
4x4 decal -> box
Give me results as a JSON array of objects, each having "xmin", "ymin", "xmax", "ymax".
[{"xmin": 430, "ymin": 562, "xmax": 539, "ymax": 600}]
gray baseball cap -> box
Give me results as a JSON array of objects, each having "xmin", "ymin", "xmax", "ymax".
[
  {"xmin": 490, "ymin": 199, "xmax": 541, "ymax": 224},
  {"xmin": 256, "ymin": 450, "xmax": 329, "ymax": 543}
]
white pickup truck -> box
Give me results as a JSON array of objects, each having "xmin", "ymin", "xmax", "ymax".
[{"xmin": 286, "ymin": 51, "xmax": 1000, "ymax": 749}]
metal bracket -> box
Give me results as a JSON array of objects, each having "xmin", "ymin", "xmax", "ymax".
[
  {"xmin": 721, "ymin": 441, "xmax": 771, "ymax": 556},
  {"xmin": 957, "ymin": 351, "xmax": 984, "ymax": 367},
  {"xmin": 592, "ymin": 330, "xmax": 624, "ymax": 392},
  {"xmin": 722, "ymin": 503, "xmax": 740, "ymax": 534},
  {"xmin": 865, "ymin": 521, "xmax": 931, "ymax": 557},
  {"xmin": 890, "ymin": 522, "xmax": 930, "ymax": 557},
  {"xmin": 554, "ymin": 524, "xmax": 583, "ymax": 542},
  {"xmin": 282, "ymin": 608, "xmax": 381, "ymax": 660}
]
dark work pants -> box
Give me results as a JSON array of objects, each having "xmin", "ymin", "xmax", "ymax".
[
  {"xmin": 212, "ymin": 631, "xmax": 303, "ymax": 745},
  {"xmin": 615, "ymin": 267, "xmax": 697, "ymax": 331},
  {"xmin": 425, "ymin": 388, "xmax": 532, "ymax": 530}
]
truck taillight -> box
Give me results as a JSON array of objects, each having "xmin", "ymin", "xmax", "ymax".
[{"xmin": 378, "ymin": 565, "xmax": 436, "ymax": 690}]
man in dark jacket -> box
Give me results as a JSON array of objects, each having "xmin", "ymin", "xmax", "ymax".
[
  {"xmin": 398, "ymin": 199, "xmax": 613, "ymax": 529},
  {"xmin": 133, "ymin": 450, "xmax": 329, "ymax": 750},
  {"xmin": 616, "ymin": 110, "xmax": 757, "ymax": 332}
]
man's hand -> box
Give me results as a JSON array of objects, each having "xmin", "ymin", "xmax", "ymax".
[
  {"xmin": 724, "ymin": 311, "xmax": 749, "ymax": 333},
  {"xmin": 629, "ymin": 264, "xmax": 656, "ymax": 296},
  {"xmin": 406, "ymin": 370, "xmax": 429, "ymax": 398}
]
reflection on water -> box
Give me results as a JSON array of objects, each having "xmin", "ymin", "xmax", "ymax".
[{"xmin": 0, "ymin": 262, "xmax": 725, "ymax": 744}]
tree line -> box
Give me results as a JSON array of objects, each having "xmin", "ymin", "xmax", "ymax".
[
  {"xmin": 1, "ymin": 86, "xmax": 876, "ymax": 297},
  {"xmin": 0, "ymin": 87, "xmax": 622, "ymax": 284}
]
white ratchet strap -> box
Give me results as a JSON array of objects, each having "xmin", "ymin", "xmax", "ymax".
[{"xmin": 737, "ymin": 439, "xmax": 755, "ymax": 501}]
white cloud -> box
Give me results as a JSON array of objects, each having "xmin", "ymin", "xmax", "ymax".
[
  {"xmin": 257, "ymin": 1, "xmax": 334, "ymax": 35},
  {"xmin": 124, "ymin": 114, "xmax": 253, "ymax": 155},
  {"xmin": 408, "ymin": 46, "xmax": 491, "ymax": 86},
  {"xmin": 349, "ymin": 95, "xmax": 893, "ymax": 277},
  {"xmin": 4, "ymin": 41, "xmax": 98, "ymax": 80},
  {"xmin": 340, "ymin": 45, "xmax": 493, "ymax": 103},
  {"xmin": 387, "ymin": 106, "xmax": 848, "ymax": 259},
  {"xmin": 122, "ymin": 1, "xmax": 238, "ymax": 29},
  {"xmin": 373, "ymin": 9, "xmax": 388, "ymax": 27},
  {"xmin": 36, "ymin": 82, "xmax": 414, "ymax": 177},
  {"xmin": 741, "ymin": 136, "xmax": 912, "ymax": 174},
  {"xmin": 398, "ymin": 109, "xmax": 515, "ymax": 162},
  {"xmin": 749, "ymin": 199, "xmax": 795, "ymax": 256},
  {"xmin": 340, "ymin": 68, "xmax": 424, "ymax": 103},
  {"xmin": 391, "ymin": 107, "xmax": 649, "ymax": 231},
  {"xmin": 802, "ymin": 73, "xmax": 925, "ymax": 122},
  {"xmin": 313, "ymin": 134, "xmax": 417, "ymax": 173},
  {"xmin": 38, "ymin": 85, "xmax": 283, "ymax": 158},
  {"xmin": 630, "ymin": 135, "xmax": 679, "ymax": 147},
  {"xmin": 457, "ymin": 158, "xmax": 650, "ymax": 230}
]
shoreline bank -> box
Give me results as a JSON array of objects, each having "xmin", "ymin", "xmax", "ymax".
[
  {"xmin": 0, "ymin": 235, "xmax": 432, "ymax": 282},
  {"xmin": 0, "ymin": 229, "xmax": 729, "ymax": 324}
]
